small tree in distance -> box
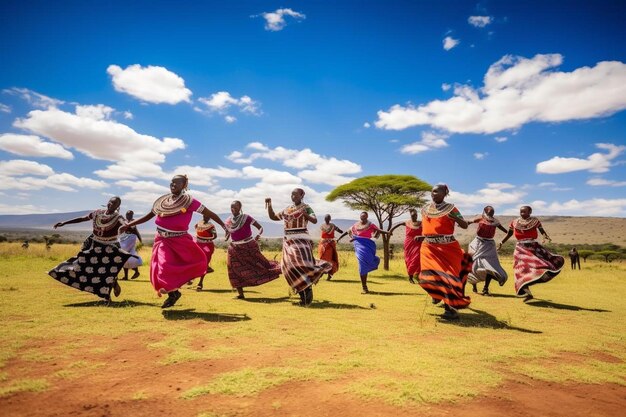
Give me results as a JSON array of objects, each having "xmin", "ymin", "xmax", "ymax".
[{"xmin": 326, "ymin": 175, "xmax": 431, "ymax": 270}]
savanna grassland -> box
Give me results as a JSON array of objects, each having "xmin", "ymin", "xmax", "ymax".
[{"xmin": 0, "ymin": 242, "xmax": 625, "ymax": 417}]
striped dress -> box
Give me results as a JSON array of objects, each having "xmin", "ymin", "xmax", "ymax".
[
  {"xmin": 278, "ymin": 204, "xmax": 332, "ymax": 293},
  {"xmin": 418, "ymin": 203, "xmax": 472, "ymax": 309}
]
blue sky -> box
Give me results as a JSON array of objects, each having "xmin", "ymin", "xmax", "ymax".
[{"xmin": 0, "ymin": 0, "xmax": 625, "ymax": 219}]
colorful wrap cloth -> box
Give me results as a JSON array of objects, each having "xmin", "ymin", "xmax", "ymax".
[
  {"xmin": 227, "ymin": 239, "xmax": 281, "ymax": 288},
  {"xmin": 150, "ymin": 233, "xmax": 206, "ymax": 294},
  {"xmin": 352, "ymin": 236, "xmax": 380, "ymax": 276},
  {"xmin": 404, "ymin": 225, "xmax": 422, "ymax": 276},
  {"xmin": 513, "ymin": 241, "xmax": 564, "ymax": 296},
  {"xmin": 195, "ymin": 239, "xmax": 215, "ymax": 270},
  {"xmin": 467, "ymin": 236, "xmax": 507, "ymax": 286},
  {"xmin": 118, "ymin": 233, "xmax": 143, "ymax": 269},
  {"xmin": 48, "ymin": 235, "xmax": 131, "ymax": 300},
  {"xmin": 282, "ymin": 237, "xmax": 332, "ymax": 293},
  {"xmin": 318, "ymin": 239, "xmax": 339, "ymax": 275},
  {"xmin": 419, "ymin": 240, "xmax": 472, "ymax": 309}
]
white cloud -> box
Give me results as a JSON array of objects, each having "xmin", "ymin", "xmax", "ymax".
[
  {"xmin": 375, "ymin": 54, "xmax": 626, "ymax": 134},
  {"xmin": 400, "ymin": 131, "xmax": 449, "ymax": 154},
  {"xmin": 450, "ymin": 185, "xmax": 527, "ymax": 212},
  {"xmin": 473, "ymin": 152, "xmax": 488, "ymax": 160},
  {"xmin": 225, "ymin": 115, "xmax": 237, "ymax": 123},
  {"xmin": 363, "ymin": 122, "xmax": 371, "ymax": 128},
  {"xmin": 586, "ymin": 177, "xmax": 626, "ymax": 187},
  {"xmin": 0, "ymin": 202, "xmax": 50, "ymax": 215},
  {"xmin": 169, "ymin": 165, "xmax": 240, "ymax": 187},
  {"xmin": 75, "ymin": 104, "xmax": 114, "ymax": 120},
  {"xmin": 0, "ymin": 159, "xmax": 54, "ymax": 176},
  {"xmin": 226, "ymin": 143, "xmax": 362, "ymax": 186},
  {"xmin": 0, "ymin": 103, "xmax": 11, "ymax": 113},
  {"xmin": 115, "ymin": 180, "xmax": 169, "ymax": 194},
  {"xmin": 494, "ymin": 136, "xmax": 508, "ymax": 142},
  {"xmin": 0, "ymin": 159, "xmax": 107, "ymax": 192},
  {"xmin": 0, "ymin": 134, "xmax": 73, "ymax": 159},
  {"xmin": 4, "ymin": 87, "xmax": 64, "ymax": 109},
  {"xmin": 443, "ymin": 36, "xmax": 459, "ymax": 51},
  {"xmin": 107, "ymin": 64, "xmax": 192, "ymax": 104},
  {"xmin": 256, "ymin": 8, "xmax": 306, "ymax": 31},
  {"xmin": 197, "ymin": 91, "xmax": 261, "ymax": 117},
  {"xmin": 123, "ymin": 111, "xmax": 133, "ymax": 120},
  {"xmin": 14, "ymin": 105, "xmax": 185, "ymax": 180},
  {"xmin": 468, "ymin": 16, "xmax": 493, "ymax": 28},
  {"xmin": 242, "ymin": 166, "xmax": 302, "ymax": 185},
  {"xmin": 528, "ymin": 198, "xmax": 626, "ymax": 217},
  {"xmin": 441, "ymin": 83, "xmax": 451, "ymax": 91},
  {"xmin": 487, "ymin": 183, "xmax": 515, "ymax": 190},
  {"xmin": 536, "ymin": 143, "xmax": 625, "ymax": 174}
]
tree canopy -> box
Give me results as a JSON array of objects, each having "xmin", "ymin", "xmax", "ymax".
[
  {"xmin": 326, "ymin": 175, "xmax": 432, "ymax": 270},
  {"xmin": 326, "ymin": 175, "xmax": 431, "ymax": 225}
]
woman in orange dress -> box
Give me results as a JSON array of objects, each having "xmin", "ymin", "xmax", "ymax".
[
  {"xmin": 418, "ymin": 184, "xmax": 471, "ymax": 320},
  {"xmin": 318, "ymin": 214, "xmax": 344, "ymax": 280}
]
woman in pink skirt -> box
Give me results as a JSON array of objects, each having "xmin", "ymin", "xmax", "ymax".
[{"xmin": 120, "ymin": 175, "xmax": 226, "ymax": 308}]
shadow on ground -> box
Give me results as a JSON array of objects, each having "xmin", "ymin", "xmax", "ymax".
[
  {"xmin": 367, "ymin": 290, "xmax": 417, "ymax": 296},
  {"xmin": 433, "ymin": 307, "xmax": 543, "ymax": 334},
  {"xmin": 64, "ymin": 300, "xmax": 157, "ymax": 308},
  {"xmin": 306, "ymin": 300, "xmax": 371, "ymax": 310},
  {"xmin": 243, "ymin": 296, "xmax": 292, "ymax": 304},
  {"xmin": 194, "ymin": 288, "xmax": 259, "ymax": 294},
  {"xmin": 527, "ymin": 300, "xmax": 610, "ymax": 312},
  {"xmin": 162, "ymin": 308, "xmax": 250, "ymax": 322}
]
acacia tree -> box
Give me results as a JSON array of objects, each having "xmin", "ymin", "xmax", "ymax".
[{"xmin": 326, "ymin": 175, "xmax": 431, "ymax": 270}]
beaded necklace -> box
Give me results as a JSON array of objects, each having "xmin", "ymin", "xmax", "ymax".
[
  {"xmin": 405, "ymin": 219, "xmax": 422, "ymax": 229},
  {"xmin": 353, "ymin": 221, "xmax": 372, "ymax": 231},
  {"xmin": 152, "ymin": 193, "xmax": 193, "ymax": 217},
  {"xmin": 225, "ymin": 213, "xmax": 248, "ymax": 233},
  {"xmin": 320, "ymin": 222, "xmax": 334, "ymax": 233},
  {"xmin": 422, "ymin": 202, "xmax": 455, "ymax": 218},
  {"xmin": 93, "ymin": 210, "xmax": 122, "ymax": 235},
  {"xmin": 195, "ymin": 220, "xmax": 215, "ymax": 232},
  {"xmin": 513, "ymin": 216, "xmax": 539, "ymax": 231}
]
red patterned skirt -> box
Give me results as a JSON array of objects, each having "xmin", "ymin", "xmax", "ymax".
[
  {"xmin": 227, "ymin": 240, "xmax": 281, "ymax": 288},
  {"xmin": 513, "ymin": 241, "xmax": 564, "ymax": 296},
  {"xmin": 318, "ymin": 239, "xmax": 339, "ymax": 275},
  {"xmin": 282, "ymin": 237, "xmax": 332, "ymax": 293}
]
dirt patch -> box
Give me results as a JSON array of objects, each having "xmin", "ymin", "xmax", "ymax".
[{"xmin": 1, "ymin": 333, "xmax": 625, "ymax": 417}]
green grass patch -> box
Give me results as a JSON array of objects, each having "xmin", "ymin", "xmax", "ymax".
[
  {"xmin": 0, "ymin": 378, "xmax": 49, "ymax": 397},
  {"xmin": 1, "ymin": 242, "xmax": 626, "ymax": 406}
]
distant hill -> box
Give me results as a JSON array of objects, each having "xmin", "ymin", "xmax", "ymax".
[{"xmin": 0, "ymin": 212, "xmax": 624, "ymax": 246}]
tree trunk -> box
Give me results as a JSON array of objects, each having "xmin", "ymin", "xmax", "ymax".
[{"xmin": 382, "ymin": 234, "xmax": 390, "ymax": 271}]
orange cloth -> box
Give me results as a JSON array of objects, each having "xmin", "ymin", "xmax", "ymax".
[{"xmin": 418, "ymin": 209, "xmax": 471, "ymax": 309}]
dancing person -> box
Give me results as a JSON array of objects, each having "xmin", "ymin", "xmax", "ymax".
[
  {"xmin": 119, "ymin": 175, "xmax": 226, "ymax": 308},
  {"xmin": 389, "ymin": 208, "xmax": 423, "ymax": 284},
  {"xmin": 265, "ymin": 188, "xmax": 332, "ymax": 306},
  {"xmin": 224, "ymin": 200, "xmax": 281, "ymax": 299},
  {"xmin": 49, "ymin": 197, "xmax": 132, "ymax": 302},
  {"xmin": 118, "ymin": 210, "xmax": 143, "ymax": 280},
  {"xmin": 338, "ymin": 212, "xmax": 390, "ymax": 294},
  {"xmin": 418, "ymin": 184, "xmax": 471, "ymax": 320},
  {"xmin": 499, "ymin": 206, "xmax": 564, "ymax": 302},
  {"xmin": 569, "ymin": 247, "xmax": 581, "ymax": 270},
  {"xmin": 318, "ymin": 214, "xmax": 344, "ymax": 280},
  {"xmin": 194, "ymin": 214, "xmax": 217, "ymax": 291},
  {"xmin": 466, "ymin": 205, "xmax": 508, "ymax": 296}
]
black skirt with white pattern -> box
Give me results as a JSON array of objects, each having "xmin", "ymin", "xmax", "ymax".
[{"xmin": 48, "ymin": 235, "xmax": 132, "ymax": 300}]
